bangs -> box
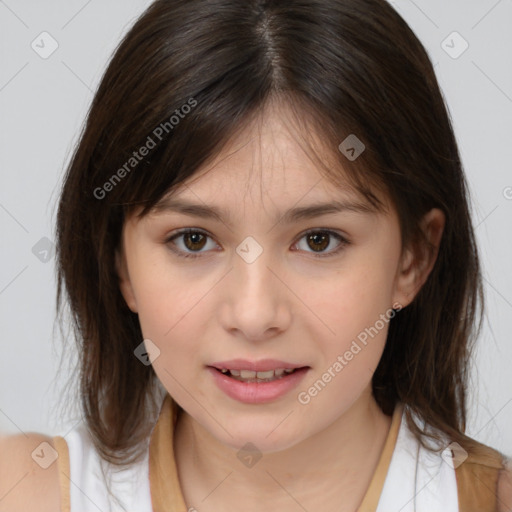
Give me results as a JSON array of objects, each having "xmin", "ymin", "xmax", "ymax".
[{"xmin": 111, "ymin": 90, "xmax": 390, "ymax": 222}]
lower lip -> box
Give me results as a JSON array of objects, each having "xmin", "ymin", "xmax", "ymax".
[{"xmin": 207, "ymin": 366, "xmax": 310, "ymax": 404}]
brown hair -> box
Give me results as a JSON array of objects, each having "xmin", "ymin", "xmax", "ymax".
[{"xmin": 56, "ymin": 0, "xmax": 488, "ymax": 466}]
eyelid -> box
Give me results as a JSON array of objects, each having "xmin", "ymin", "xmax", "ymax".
[{"xmin": 164, "ymin": 227, "xmax": 351, "ymax": 259}]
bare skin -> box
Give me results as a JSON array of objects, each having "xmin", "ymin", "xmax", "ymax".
[{"xmin": 173, "ymin": 385, "xmax": 392, "ymax": 511}]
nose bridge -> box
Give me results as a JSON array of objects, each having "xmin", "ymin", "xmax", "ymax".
[
  {"xmin": 234, "ymin": 233, "xmax": 277, "ymax": 300},
  {"xmin": 224, "ymin": 234, "xmax": 290, "ymax": 339}
]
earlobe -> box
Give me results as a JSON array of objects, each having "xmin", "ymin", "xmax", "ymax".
[
  {"xmin": 115, "ymin": 248, "xmax": 138, "ymax": 313},
  {"xmin": 392, "ymin": 208, "xmax": 445, "ymax": 309}
]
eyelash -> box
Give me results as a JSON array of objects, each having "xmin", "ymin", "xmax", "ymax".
[{"xmin": 165, "ymin": 228, "xmax": 350, "ymax": 260}]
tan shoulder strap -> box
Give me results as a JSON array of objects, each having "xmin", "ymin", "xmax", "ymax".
[
  {"xmin": 149, "ymin": 395, "xmax": 188, "ymax": 512},
  {"xmin": 52, "ymin": 435, "xmax": 71, "ymax": 512},
  {"xmin": 455, "ymin": 440, "xmax": 507, "ymax": 512}
]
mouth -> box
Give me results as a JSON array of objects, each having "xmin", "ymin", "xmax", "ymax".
[
  {"xmin": 207, "ymin": 362, "xmax": 311, "ymax": 403},
  {"xmin": 209, "ymin": 366, "xmax": 309, "ymax": 383}
]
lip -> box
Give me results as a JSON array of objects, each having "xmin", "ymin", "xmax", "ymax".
[
  {"xmin": 207, "ymin": 366, "xmax": 310, "ymax": 404},
  {"xmin": 209, "ymin": 358, "xmax": 306, "ymax": 372}
]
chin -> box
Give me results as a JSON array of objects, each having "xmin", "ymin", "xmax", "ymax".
[{"xmin": 210, "ymin": 418, "xmax": 309, "ymax": 455}]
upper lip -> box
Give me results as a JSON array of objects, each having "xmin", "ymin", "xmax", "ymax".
[{"xmin": 209, "ymin": 359, "xmax": 308, "ymax": 372}]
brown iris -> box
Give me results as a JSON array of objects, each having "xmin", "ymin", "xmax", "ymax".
[
  {"xmin": 306, "ymin": 232, "xmax": 330, "ymax": 252},
  {"xmin": 183, "ymin": 232, "xmax": 207, "ymax": 251}
]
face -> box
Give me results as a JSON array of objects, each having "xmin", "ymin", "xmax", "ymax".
[{"xmin": 117, "ymin": 105, "xmax": 430, "ymax": 454}]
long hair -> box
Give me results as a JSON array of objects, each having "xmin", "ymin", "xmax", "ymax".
[{"xmin": 56, "ymin": 0, "xmax": 485, "ymax": 466}]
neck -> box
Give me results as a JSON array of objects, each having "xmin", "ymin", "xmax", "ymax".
[{"xmin": 173, "ymin": 388, "xmax": 393, "ymax": 512}]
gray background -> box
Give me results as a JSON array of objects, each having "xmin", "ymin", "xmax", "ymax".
[{"xmin": 1, "ymin": 0, "xmax": 511, "ymax": 455}]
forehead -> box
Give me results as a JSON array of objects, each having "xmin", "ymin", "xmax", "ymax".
[{"xmin": 166, "ymin": 106, "xmax": 363, "ymax": 206}]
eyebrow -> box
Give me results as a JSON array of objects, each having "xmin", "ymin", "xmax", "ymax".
[{"xmin": 151, "ymin": 197, "xmax": 377, "ymax": 226}]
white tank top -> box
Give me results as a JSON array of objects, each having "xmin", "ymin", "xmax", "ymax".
[
  {"xmin": 377, "ymin": 411, "xmax": 459, "ymax": 511},
  {"xmin": 61, "ymin": 422, "xmax": 153, "ymax": 511},
  {"xmin": 56, "ymin": 405, "xmax": 459, "ymax": 511}
]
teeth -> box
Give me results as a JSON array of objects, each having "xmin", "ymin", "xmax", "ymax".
[
  {"xmin": 256, "ymin": 370, "xmax": 274, "ymax": 379},
  {"xmin": 218, "ymin": 367, "xmax": 299, "ymax": 382}
]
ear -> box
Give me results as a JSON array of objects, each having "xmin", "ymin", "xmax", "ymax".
[
  {"xmin": 115, "ymin": 246, "xmax": 138, "ymax": 313},
  {"xmin": 392, "ymin": 208, "xmax": 445, "ymax": 309}
]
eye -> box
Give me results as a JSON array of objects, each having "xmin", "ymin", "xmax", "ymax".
[
  {"xmin": 165, "ymin": 228, "xmax": 350, "ymax": 259},
  {"xmin": 292, "ymin": 230, "xmax": 350, "ymax": 258},
  {"xmin": 165, "ymin": 228, "xmax": 217, "ymax": 259}
]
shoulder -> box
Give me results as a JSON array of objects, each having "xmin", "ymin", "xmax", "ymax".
[
  {"xmin": 454, "ymin": 436, "xmax": 512, "ymax": 512},
  {"xmin": 497, "ymin": 457, "xmax": 512, "ymax": 512},
  {"xmin": 396, "ymin": 408, "xmax": 512, "ymax": 510},
  {"xmin": 0, "ymin": 432, "xmax": 61, "ymax": 512}
]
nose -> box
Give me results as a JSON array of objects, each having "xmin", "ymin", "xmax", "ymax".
[{"xmin": 220, "ymin": 243, "xmax": 292, "ymax": 343}]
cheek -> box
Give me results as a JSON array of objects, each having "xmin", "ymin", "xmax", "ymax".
[
  {"xmin": 132, "ymin": 259, "xmax": 216, "ymax": 365},
  {"xmin": 136, "ymin": 279, "xmax": 205, "ymax": 340},
  {"xmin": 135, "ymin": 277, "xmax": 208, "ymax": 397},
  {"xmin": 297, "ymin": 270, "xmax": 393, "ymax": 412},
  {"xmin": 306, "ymin": 255, "xmax": 397, "ymax": 338},
  {"xmin": 298, "ymin": 253, "xmax": 397, "ymax": 398}
]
